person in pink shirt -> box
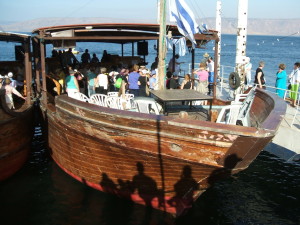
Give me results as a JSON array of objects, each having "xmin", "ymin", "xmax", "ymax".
[{"xmin": 194, "ymin": 62, "xmax": 209, "ymax": 94}]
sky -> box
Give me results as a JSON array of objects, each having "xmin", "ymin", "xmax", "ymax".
[{"xmin": 0, "ymin": 0, "xmax": 299, "ymax": 23}]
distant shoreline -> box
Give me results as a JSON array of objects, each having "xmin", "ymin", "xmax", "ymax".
[{"xmin": 1, "ymin": 17, "xmax": 300, "ymax": 36}]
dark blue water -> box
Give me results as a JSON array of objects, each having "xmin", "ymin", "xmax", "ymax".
[{"xmin": 1, "ymin": 34, "xmax": 300, "ymax": 225}]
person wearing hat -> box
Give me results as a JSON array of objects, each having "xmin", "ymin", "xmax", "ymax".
[
  {"xmin": 96, "ymin": 67, "xmax": 109, "ymax": 95},
  {"xmin": 194, "ymin": 62, "xmax": 209, "ymax": 94},
  {"xmin": 65, "ymin": 69, "xmax": 79, "ymax": 98},
  {"xmin": 138, "ymin": 69, "xmax": 150, "ymax": 96},
  {"xmin": 2, "ymin": 78, "xmax": 26, "ymax": 109},
  {"xmin": 149, "ymin": 70, "xmax": 157, "ymax": 91}
]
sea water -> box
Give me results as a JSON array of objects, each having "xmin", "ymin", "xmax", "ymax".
[{"xmin": 0, "ymin": 34, "xmax": 300, "ymax": 225}]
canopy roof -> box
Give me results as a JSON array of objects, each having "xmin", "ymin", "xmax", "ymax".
[
  {"xmin": 32, "ymin": 23, "xmax": 218, "ymax": 46},
  {"xmin": 0, "ymin": 31, "xmax": 30, "ymax": 43}
]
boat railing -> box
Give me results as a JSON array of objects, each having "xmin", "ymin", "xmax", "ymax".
[{"xmin": 214, "ymin": 65, "xmax": 300, "ymax": 127}]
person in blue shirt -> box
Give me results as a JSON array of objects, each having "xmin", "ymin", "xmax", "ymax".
[
  {"xmin": 128, "ymin": 64, "xmax": 140, "ymax": 97},
  {"xmin": 275, "ymin": 63, "xmax": 287, "ymax": 98}
]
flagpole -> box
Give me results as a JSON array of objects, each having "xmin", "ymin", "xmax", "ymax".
[{"xmin": 157, "ymin": 0, "xmax": 167, "ymax": 90}]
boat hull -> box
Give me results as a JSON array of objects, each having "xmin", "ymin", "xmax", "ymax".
[
  {"xmin": 0, "ymin": 91, "xmax": 34, "ymax": 181},
  {"xmin": 41, "ymin": 89, "xmax": 284, "ymax": 216}
]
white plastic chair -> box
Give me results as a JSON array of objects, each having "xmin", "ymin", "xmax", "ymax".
[
  {"xmin": 231, "ymin": 93, "xmax": 248, "ymax": 105},
  {"xmin": 74, "ymin": 92, "xmax": 90, "ymax": 102},
  {"xmin": 134, "ymin": 97, "xmax": 161, "ymax": 115},
  {"xmin": 89, "ymin": 94, "xmax": 107, "ymax": 107},
  {"xmin": 216, "ymin": 104, "xmax": 241, "ymax": 125},
  {"xmin": 124, "ymin": 93, "xmax": 135, "ymax": 109},
  {"xmin": 106, "ymin": 96, "xmax": 124, "ymax": 110}
]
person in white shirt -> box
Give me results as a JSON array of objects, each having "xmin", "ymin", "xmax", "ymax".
[
  {"xmin": 244, "ymin": 57, "xmax": 252, "ymax": 87},
  {"xmin": 96, "ymin": 67, "xmax": 108, "ymax": 95},
  {"xmin": 289, "ymin": 62, "xmax": 300, "ymax": 107},
  {"xmin": 2, "ymin": 78, "xmax": 26, "ymax": 109}
]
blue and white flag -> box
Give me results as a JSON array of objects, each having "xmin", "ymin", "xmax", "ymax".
[{"xmin": 169, "ymin": 0, "xmax": 199, "ymax": 48}]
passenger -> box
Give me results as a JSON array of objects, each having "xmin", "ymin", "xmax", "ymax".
[
  {"xmin": 194, "ymin": 62, "xmax": 208, "ymax": 94},
  {"xmin": 165, "ymin": 71, "xmax": 172, "ymax": 89},
  {"xmin": 96, "ymin": 67, "xmax": 109, "ymax": 95},
  {"xmin": 128, "ymin": 64, "xmax": 140, "ymax": 97},
  {"xmin": 8, "ymin": 72, "xmax": 17, "ymax": 88},
  {"xmin": 1, "ymin": 78, "xmax": 26, "ymax": 109},
  {"xmin": 86, "ymin": 67, "xmax": 97, "ymax": 97},
  {"xmin": 244, "ymin": 57, "xmax": 252, "ymax": 87},
  {"xmin": 289, "ymin": 62, "xmax": 300, "ymax": 107},
  {"xmin": 275, "ymin": 63, "xmax": 287, "ymax": 99},
  {"xmin": 91, "ymin": 53, "xmax": 99, "ymax": 63},
  {"xmin": 55, "ymin": 68, "xmax": 66, "ymax": 93},
  {"xmin": 65, "ymin": 69, "xmax": 80, "ymax": 98},
  {"xmin": 150, "ymin": 57, "xmax": 158, "ymax": 71},
  {"xmin": 65, "ymin": 48, "xmax": 78, "ymax": 68},
  {"xmin": 168, "ymin": 54, "xmax": 181, "ymax": 75},
  {"xmin": 180, "ymin": 74, "xmax": 192, "ymax": 90},
  {"xmin": 149, "ymin": 70, "xmax": 157, "ymax": 90},
  {"xmin": 0, "ymin": 75, "xmax": 4, "ymax": 88},
  {"xmin": 169, "ymin": 74, "xmax": 180, "ymax": 89},
  {"xmin": 254, "ymin": 61, "xmax": 266, "ymax": 89},
  {"xmin": 101, "ymin": 50, "xmax": 110, "ymax": 63},
  {"xmin": 81, "ymin": 49, "xmax": 91, "ymax": 64},
  {"xmin": 75, "ymin": 71, "xmax": 86, "ymax": 94},
  {"xmin": 138, "ymin": 69, "xmax": 150, "ymax": 97},
  {"xmin": 114, "ymin": 68, "xmax": 128, "ymax": 92},
  {"xmin": 207, "ymin": 57, "xmax": 214, "ymax": 95},
  {"xmin": 108, "ymin": 71, "xmax": 118, "ymax": 92}
]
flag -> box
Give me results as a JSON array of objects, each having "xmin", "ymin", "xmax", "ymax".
[{"xmin": 169, "ymin": 0, "xmax": 199, "ymax": 48}]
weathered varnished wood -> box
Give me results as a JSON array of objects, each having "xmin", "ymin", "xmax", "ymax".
[
  {"xmin": 0, "ymin": 90, "xmax": 34, "ymax": 181},
  {"xmin": 39, "ymin": 88, "xmax": 286, "ymax": 216}
]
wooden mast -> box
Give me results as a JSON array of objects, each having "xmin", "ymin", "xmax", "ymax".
[{"xmin": 157, "ymin": 0, "xmax": 167, "ymax": 90}]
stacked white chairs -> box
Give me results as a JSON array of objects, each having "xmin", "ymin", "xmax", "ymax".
[
  {"xmin": 89, "ymin": 94, "xmax": 107, "ymax": 107},
  {"xmin": 124, "ymin": 93, "xmax": 135, "ymax": 109},
  {"xmin": 106, "ymin": 96, "xmax": 124, "ymax": 110}
]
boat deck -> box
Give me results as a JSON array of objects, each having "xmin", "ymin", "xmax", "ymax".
[{"xmin": 264, "ymin": 104, "xmax": 300, "ymax": 161}]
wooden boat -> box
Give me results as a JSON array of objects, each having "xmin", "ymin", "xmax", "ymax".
[
  {"xmin": 32, "ymin": 21, "xmax": 287, "ymax": 216},
  {"xmin": 0, "ymin": 32, "xmax": 34, "ymax": 181}
]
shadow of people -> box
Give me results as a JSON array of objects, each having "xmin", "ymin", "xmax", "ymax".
[
  {"xmin": 132, "ymin": 162, "xmax": 159, "ymax": 207},
  {"xmin": 207, "ymin": 154, "xmax": 242, "ymax": 186},
  {"xmin": 100, "ymin": 172, "xmax": 117, "ymax": 195},
  {"xmin": 168, "ymin": 165, "xmax": 199, "ymax": 217}
]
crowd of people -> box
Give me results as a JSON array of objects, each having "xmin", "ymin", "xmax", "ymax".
[
  {"xmin": 47, "ymin": 48, "xmax": 300, "ymax": 108},
  {"xmin": 251, "ymin": 60, "xmax": 300, "ymax": 107}
]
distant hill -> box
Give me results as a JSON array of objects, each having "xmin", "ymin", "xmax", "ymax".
[{"xmin": 0, "ymin": 17, "xmax": 299, "ymax": 36}]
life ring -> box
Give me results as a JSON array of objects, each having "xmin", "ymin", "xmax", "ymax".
[{"xmin": 229, "ymin": 72, "xmax": 241, "ymax": 90}]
